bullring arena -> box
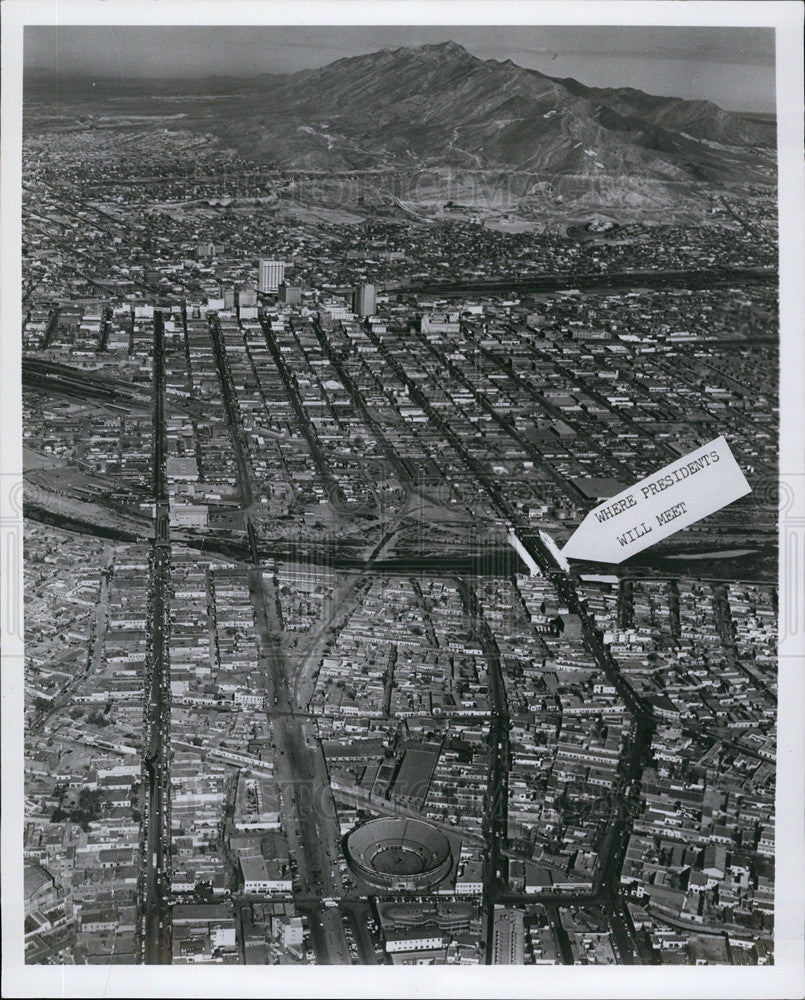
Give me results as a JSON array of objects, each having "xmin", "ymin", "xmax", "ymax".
[{"xmin": 344, "ymin": 817, "xmax": 453, "ymax": 890}]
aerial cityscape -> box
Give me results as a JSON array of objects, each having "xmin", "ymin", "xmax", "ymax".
[{"xmin": 20, "ymin": 25, "xmax": 778, "ymax": 969}]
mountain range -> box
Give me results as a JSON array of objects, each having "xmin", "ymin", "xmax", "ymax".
[
  {"xmin": 247, "ymin": 41, "xmax": 773, "ymax": 174},
  {"xmin": 26, "ymin": 41, "xmax": 777, "ymax": 219}
]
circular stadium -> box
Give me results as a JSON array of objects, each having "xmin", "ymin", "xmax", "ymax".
[{"xmin": 344, "ymin": 818, "xmax": 453, "ymax": 890}]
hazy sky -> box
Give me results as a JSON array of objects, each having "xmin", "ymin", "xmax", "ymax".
[{"xmin": 25, "ymin": 25, "xmax": 776, "ymax": 112}]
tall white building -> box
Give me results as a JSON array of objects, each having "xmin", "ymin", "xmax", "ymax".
[
  {"xmin": 258, "ymin": 259, "xmax": 285, "ymax": 293},
  {"xmin": 351, "ymin": 283, "xmax": 377, "ymax": 317}
]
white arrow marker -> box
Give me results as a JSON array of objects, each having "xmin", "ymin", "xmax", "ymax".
[{"xmin": 562, "ymin": 436, "xmax": 751, "ymax": 564}]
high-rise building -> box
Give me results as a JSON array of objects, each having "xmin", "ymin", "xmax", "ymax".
[
  {"xmin": 352, "ymin": 284, "xmax": 377, "ymax": 317},
  {"xmin": 258, "ymin": 260, "xmax": 285, "ymax": 294},
  {"xmin": 492, "ymin": 907, "xmax": 525, "ymax": 964},
  {"xmin": 238, "ymin": 286, "xmax": 259, "ymax": 320},
  {"xmin": 278, "ymin": 284, "xmax": 302, "ymax": 305}
]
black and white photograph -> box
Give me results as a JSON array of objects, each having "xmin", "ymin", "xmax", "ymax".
[{"xmin": 1, "ymin": 1, "xmax": 803, "ymax": 997}]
